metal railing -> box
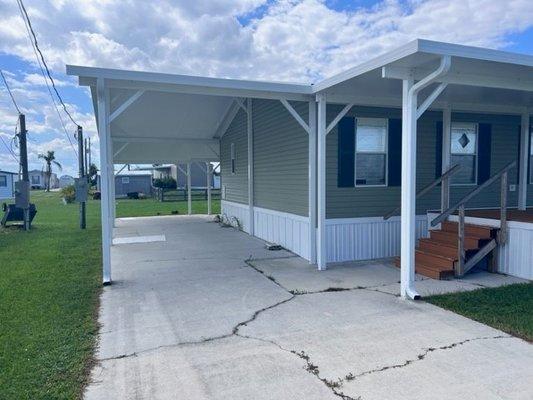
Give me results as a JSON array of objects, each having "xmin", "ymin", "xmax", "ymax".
[
  {"xmin": 430, "ymin": 161, "xmax": 516, "ymax": 277},
  {"xmin": 383, "ymin": 164, "xmax": 462, "ymax": 220}
]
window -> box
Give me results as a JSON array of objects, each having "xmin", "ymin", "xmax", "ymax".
[
  {"xmin": 31, "ymin": 175, "xmax": 40, "ymax": 185},
  {"xmin": 355, "ymin": 118, "xmax": 388, "ymax": 186},
  {"xmin": 0, "ymin": 176, "xmax": 6, "ymax": 187},
  {"xmin": 450, "ymin": 122, "xmax": 477, "ymax": 185},
  {"xmin": 230, "ymin": 143, "xmax": 236, "ymax": 174},
  {"xmin": 121, "ymin": 177, "xmax": 130, "ymax": 184}
]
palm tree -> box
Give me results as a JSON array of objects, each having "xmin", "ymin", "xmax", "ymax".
[{"xmin": 38, "ymin": 150, "xmax": 62, "ymax": 191}]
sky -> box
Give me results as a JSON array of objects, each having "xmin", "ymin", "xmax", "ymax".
[{"xmin": 0, "ymin": 0, "xmax": 532, "ymax": 177}]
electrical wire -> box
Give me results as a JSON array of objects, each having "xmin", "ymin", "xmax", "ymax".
[
  {"xmin": 0, "ymin": 135, "xmax": 19, "ymax": 162},
  {"xmin": 1, "ymin": 69, "xmax": 21, "ymax": 114},
  {"xmin": 15, "ymin": 0, "xmax": 78, "ymax": 158},
  {"xmin": 16, "ymin": 0, "xmax": 79, "ymax": 127}
]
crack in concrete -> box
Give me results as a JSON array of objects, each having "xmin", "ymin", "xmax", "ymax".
[{"xmin": 343, "ymin": 335, "xmax": 510, "ymax": 382}]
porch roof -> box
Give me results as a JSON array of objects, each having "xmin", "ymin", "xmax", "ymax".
[{"xmin": 67, "ymin": 39, "xmax": 533, "ymax": 165}]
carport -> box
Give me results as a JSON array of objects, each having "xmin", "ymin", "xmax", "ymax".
[{"xmin": 67, "ymin": 65, "xmax": 314, "ymax": 284}]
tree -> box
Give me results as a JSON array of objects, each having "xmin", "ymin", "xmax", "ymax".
[
  {"xmin": 37, "ymin": 150, "xmax": 62, "ymax": 191},
  {"xmin": 88, "ymin": 163, "xmax": 98, "ymax": 187}
]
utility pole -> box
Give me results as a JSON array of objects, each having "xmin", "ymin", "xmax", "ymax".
[
  {"xmin": 84, "ymin": 138, "xmax": 89, "ymax": 179},
  {"xmin": 18, "ymin": 113, "xmax": 30, "ymax": 231},
  {"xmin": 77, "ymin": 126, "xmax": 86, "ymax": 229}
]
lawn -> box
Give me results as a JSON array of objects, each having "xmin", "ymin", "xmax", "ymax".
[
  {"xmin": 0, "ymin": 191, "xmax": 219, "ymax": 399},
  {"xmin": 116, "ymin": 196, "xmax": 220, "ymax": 218},
  {"xmin": 426, "ymin": 283, "xmax": 533, "ymax": 342}
]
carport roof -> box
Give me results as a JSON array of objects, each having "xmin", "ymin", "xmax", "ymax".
[{"xmin": 67, "ymin": 39, "xmax": 533, "ymax": 164}]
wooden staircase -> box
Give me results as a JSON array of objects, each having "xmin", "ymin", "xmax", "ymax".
[{"xmin": 395, "ymin": 221, "xmax": 498, "ymax": 280}]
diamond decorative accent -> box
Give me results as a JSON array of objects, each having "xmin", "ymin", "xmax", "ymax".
[{"xmin": 458, "ymin": 133, "xmax": 470, "ymax": 148}]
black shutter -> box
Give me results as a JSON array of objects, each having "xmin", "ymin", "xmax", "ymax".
[
  {"xmin": 435, "ymin": 121, "xmax": 443, "ymax": 179},
  {"xmin": 337, "ymin": 117, "xmax": 355, "ymax": 187},
  {"xmin": 477, "ymin": 123, "xmax": 492, "ymax": 184},
  {"xmin": 388, "ymin": 118, "xmax": 402, "ymax": 186}
]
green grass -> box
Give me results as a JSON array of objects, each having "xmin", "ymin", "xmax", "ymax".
[
  {"xmin": 0, "ymin": 191, "xmax": 102, "ymax": 399},
  {"xmin": 426, "ymin": 283, "xmax": 533, "ymax": 342},
  {"xmin": 116, "ymin": 197, "xmax": 220, "ymax": 218},
  {"xmin": 0, "ymin": 191, "xmax": 219, "ymax": 399}
]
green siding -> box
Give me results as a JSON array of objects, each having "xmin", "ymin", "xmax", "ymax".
[
  {"xmin": 253, "ymin": 99, "xmax": 309, "ymax": 216},
  {"xmin": 220, "ymin": 108, "xmax": 248, "ymax": 204},
  {"xmin": 327, "ymin": 106, "xmax": 526, "ymax": 218}
]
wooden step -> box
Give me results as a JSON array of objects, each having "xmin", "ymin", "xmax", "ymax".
[
  {"xmin": 415, "ymin": 249, "xmax": 455, "ymax": 269},
  {"xmin": 440, "ymin": 221, "xmax": 494, "ymax": 238},
  {"xmin": 418, "ymin": 238, "xmax": 458, "ymax": 258},
  {"xmin": 394, "ymin": 257, "xmax": 455, "ymax": 280},
  {"xmin": 429, "ymin": 230, "xmax": 482, "ymax": 249}
]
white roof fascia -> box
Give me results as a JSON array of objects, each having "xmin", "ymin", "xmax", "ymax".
[
  {"xmin": 66, "ymin": 65, "xmax": 313, "ymax": 101},
  {"xmin": 313, "ymin": 39, "xmax": 533, "ymax": 94},
  {"xmin": 312, "ymin": 40, "xmax": 420, "ymax": 92}
]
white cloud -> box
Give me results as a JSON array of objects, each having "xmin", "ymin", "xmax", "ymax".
[{"xmin": 0, "ymin": 0, "xmax": 532, "ymax": 174}]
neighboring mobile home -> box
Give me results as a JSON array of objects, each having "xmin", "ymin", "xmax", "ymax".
[
  {"xmin": 68, "ymin": 39, "xmax": 533, "ymax": 296},
  {"xmin": 115, "ymin": 172, "xmax": 152, "ymax": 197},
  {"xmin": 29, "ymin": 170, "xmax": 58, "ymax": 190},
  {"xmin": 150, "ymin": 163, "xmax": 216, "ymax": 188},
  {"xmin": 0, "ymin": 170, "xmax": 17, "ymax": 201}
]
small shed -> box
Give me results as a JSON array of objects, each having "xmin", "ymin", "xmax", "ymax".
[
  {"xmin": 0, "ymin": 170, "xmax": 17, "ymax": 200},
  {"xmin": 115, "ymin": 171, "xmax": 152, "ymax": 197}
]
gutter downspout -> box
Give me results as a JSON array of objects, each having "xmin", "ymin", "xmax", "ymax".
[{"xmin": 402, "ymin": 55, "xmax": 451, "ymax": 300}]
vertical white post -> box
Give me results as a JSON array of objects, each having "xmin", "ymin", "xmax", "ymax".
[
  {"xmin": 308, "ymin": 100, "xmax": 317, "ymax": 264},
  {"xmin": 206, "ymin": 162, "xmax": 212, "ymax": 215},
  {"xmin": 96, "ymin": 78, "xmax": 112, "ymax": 284},
  {"xmin": 316, "ymin": 93, "xmax": 327, "ymax": 270},
  {"xmin": 247, "ymin": 98, "xmax": 254, "ymax": 235},
  {"xmin": 518, "ymin": 111, "xmax": 530, "ymax": 210},
  {"xmin": 441, "ymin": 105, "xmax": 452, "ymax": 212},
  {"xmin": 400, "ymin": 78, "xmax": 418, "ymax": 299},
  {"xmin": 187, "ymin": 162, "xmax": 192, "ymax": 215}
]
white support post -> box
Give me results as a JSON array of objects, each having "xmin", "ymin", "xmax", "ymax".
[
  {"xmin": 207, "ymin": 162, "xmax": 212, "ymax": 215},
  {"xmin": 400, "ymin": 78, "xmax": 419, "ymax": 300},
  {"xmin": 96, "ymin": 78, "xmax": 112, "ymax": 285},
  {"xmin": 308, "ymin": 100, "xmax": 317, "ymax": 264},
  {"xmin": 518, "ymin": 111, "xmax": 530, "ymax": 210},
  {"xmin": 316, "ymin": 93, "xmax": 327, "ymax": 270},
  {"xmin": 247, "ymin": 98, "xmax": 254, "ymax": 235},
  {"xmin": 441, "ymin": 105, "xmax": 452, "ymax": 212},
  {"xmin": 187, "ymin": 162, "xmax": 192, "ymax": 215}
]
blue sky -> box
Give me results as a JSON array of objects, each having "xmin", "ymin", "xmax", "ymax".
[{"xmin": 1, "ymin": 0, "xmax": 532, "ymax": 176}]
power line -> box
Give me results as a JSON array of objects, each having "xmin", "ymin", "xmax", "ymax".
[
  {"xmin": 0, "ymin": 134, "xmax": 19, "ymax": 163},
  {"xmin": 16, "ymin": 0, "xmax": 79, "ymax": 127},
  {"xmin": 1, "ymin": 69, "xmax": 21, "ymax": 114},
  {"xmin": 15, "ymin": 0, "xmax": 78, "ymax": 158}
]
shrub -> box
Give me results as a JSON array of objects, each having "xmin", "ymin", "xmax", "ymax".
[
  {"xmin": 60, "ymin": 185, "xmax": 76, "ymax": 203},
  {"xmin": 153, "ymin": 177, "xmax": 177, "ymax": 189}
]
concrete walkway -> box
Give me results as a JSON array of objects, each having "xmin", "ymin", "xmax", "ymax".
[{"xmin": 85, "ymin": 215, "xmax": 532, "ymax": 400}]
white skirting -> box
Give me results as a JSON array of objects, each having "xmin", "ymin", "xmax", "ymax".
[
  {"xmin": 325, "ymin": 216, "xmax": 429, "ymax": 263},
  {"xmin": 221, "ymin": 200, "xmax": 310, "ymax": 259},
  {"xmin": 221, "ymin": 200, "xmax": 250, "ymax": 233},
  {"xmin": 253, "ymin": 206, "xmax": 310, "ymax": 260}
]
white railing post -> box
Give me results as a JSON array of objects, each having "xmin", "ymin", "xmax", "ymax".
[
  {"xmin": 96, "ymin": 77, "xmax": 112, "ymax": 285},
  {"xmin": 207, "ymin": 162, "xmax": 212, "ymax": 215},
  {"xmin": 441, "ymin": 105, "xmax": 452, "ymax": 212},
  {"xmin": 308, "ymin": 100, "xmax": 317, "ymax": 264},
  {"xmin": 400, "ymin": 78, "xmax": 419, "ymax": 299},
  {"xmin": 187, "ymin": 162, "xmax": 192, "ymax": 215},
  {"xmin": 247, "ymin": 98, "xmax": 254, "ymax": 235},
  {"xmin": 518, "ymin": 111, "xmax": 530, "ymax": 210},
  {"xmin": 316, "ymin": 93, "xmax": 327, "ymax": 270}
]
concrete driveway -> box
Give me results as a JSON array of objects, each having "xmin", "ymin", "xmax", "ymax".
[{"xmin": 85, "ymin": 215, "xmax": 532, "ymax": 400}]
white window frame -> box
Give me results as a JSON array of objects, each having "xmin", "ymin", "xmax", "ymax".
[
  {"xmin": 450, "ymin": 122, "xmax": 478, "ymax": 187},
  {"xmin": 121, "ymin": 177, "xmax": 130, "ymax": 184},
  {"xmin": 354, "ymin": 117, "xmax": 388, "ymax": 187},
  {"xmin": 230, "ymin": 143, "xmax": 236, "ymax": 175},
  {"xmin": 0, "ymin": 175, "xmax": 6, "ymax": 187}
]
